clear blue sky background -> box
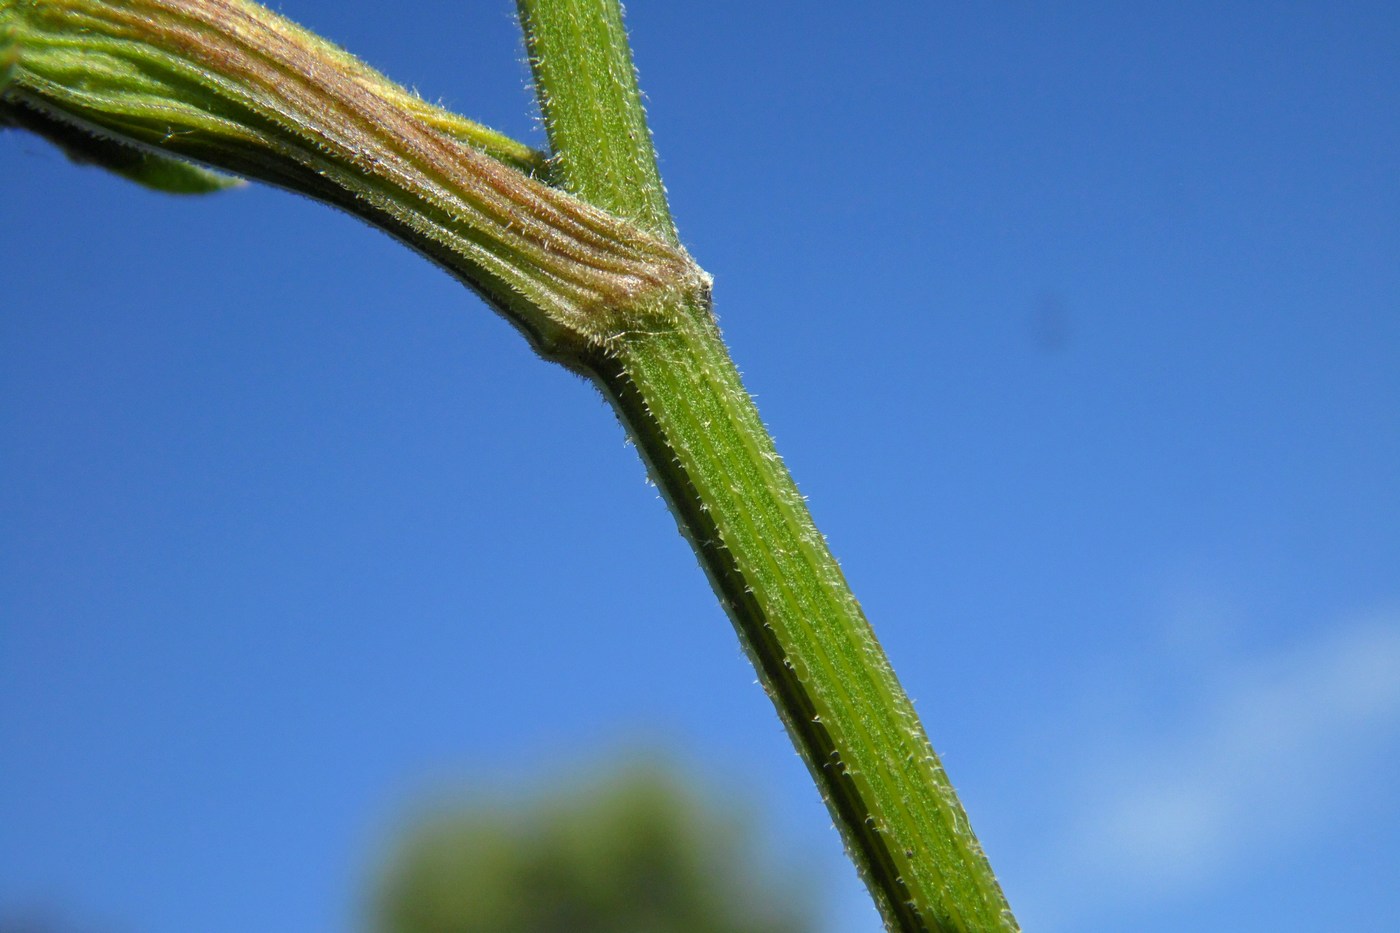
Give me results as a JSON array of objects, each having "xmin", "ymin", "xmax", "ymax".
[{"xmin": 3, "ymin": 2, "xmax": 1398, "ymax": 931}]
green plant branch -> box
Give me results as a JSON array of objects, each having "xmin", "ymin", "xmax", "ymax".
[
  {"xmin": 2, "ymin": 0, "xmax": 1018, "ymax": 929},
  {"xmin": 0, "ymin": 94, "xmax": 242, "ymax": 192},
  {"xmin": 517, "ymin": 3, "xmax": 1015, "ymax": 930},
  {"xmin": 1, "ymin": 0, "xmax": 698, "ymax": 356},
  {"xmin": 515, "ymin": 0, "xmax": 674, "ymax": 240}
]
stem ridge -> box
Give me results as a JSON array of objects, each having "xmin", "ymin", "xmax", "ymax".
[{"xmin": 1, "ymin": 0, "xmax": 705, "ymax": 356}]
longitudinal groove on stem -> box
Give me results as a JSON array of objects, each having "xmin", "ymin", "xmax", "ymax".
[
  {"xmin": 517, "ymin": 1, "xmax": 1020, "ymax": 928},
  {"xmin": 591, "ymin": 316, "xmax": 1009, "ymax": 930},
  {"xmin": 3, "ymin": 0, "xmax": 1021, "ymax": 927},
  {"xmin": 2, "ymin": 0, "xmax": 705, "ymax": 353}
]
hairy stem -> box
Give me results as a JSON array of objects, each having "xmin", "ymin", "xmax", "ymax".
[
  {"xmin": 2, "ymin": 0, "xmax": 1020, "ymax": 927},
  {"xmin": 0, "ymin": 0, "xmax": 701, "ymax": 355},
  {"xmin": 517, "ymin": 1, "xmax": 1017, "ymax": 929},
  {"xmin": 515, "ymin": 0, "xmax": 674, "ymax": 240}
]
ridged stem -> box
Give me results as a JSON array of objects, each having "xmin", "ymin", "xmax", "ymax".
[
  {"xmin": 2, "ymin": 0, "xmax": 1020, "ymax": 927},
  {"xmin": 0, "ymin": 0, "xmax": 702, "ymax": 355},
  {"xmin": 517, "ymin": 1, "xmax": 1018, "ymax": 929}
]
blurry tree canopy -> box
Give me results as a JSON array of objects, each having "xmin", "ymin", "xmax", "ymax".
[{"xmin": 373, "ymin": 765, "xmax": 812, "ymax": 933}]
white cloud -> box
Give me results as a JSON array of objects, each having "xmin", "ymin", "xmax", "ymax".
[{"xmin": 1029, "ymin": 605, "xmax": 1400, "ymax": 926}]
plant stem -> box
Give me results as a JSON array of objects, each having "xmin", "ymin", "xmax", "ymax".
[
  {"xmin": 515, "ymin": 0, "xmax": 674, "ymax": 241},
  {"xmin": 517, "ymin": 2, "xmax": 1017, "ymax": 929},
  {"xmin": 593, "ymin": 308, "xmax": 1016, "ymax": 933},
  {"xmin": 0, "ymin": 0, "xmax": 699, "ymax": 355},
  {"xmin": 3, "ymin": 0, "xmax": 1020, "ymax": 926}
]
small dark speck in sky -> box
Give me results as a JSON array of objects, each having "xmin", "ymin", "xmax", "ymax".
[{"xmin": 1031, "ymin": 291, "xmax": 1072, "ymax": 352}]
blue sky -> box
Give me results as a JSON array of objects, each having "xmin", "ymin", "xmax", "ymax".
[{"xmin": 3, "ymin": 2, "xmax": 1398, "ymax": 931}]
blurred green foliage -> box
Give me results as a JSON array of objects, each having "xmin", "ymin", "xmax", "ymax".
[{"xmin": 373, "ymin": 765, "xmax": 813, "ymax": 933}]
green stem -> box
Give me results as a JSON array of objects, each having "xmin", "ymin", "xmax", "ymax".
[
  {"xmin": 3, "ymin": 0, "xmax": 1020, "ymax": 926},
  {"xmin": 517, "ymin": 2, "xmax": 1017, "ymax": 929},
  {"xmin": 515, "ymin": 0, "xmax": 674, "ymax": 241},
  {"xmin": 0, "ymin": 0, "xmax": 700, "ymax": 356},
  {"xmin": 591, "ymin": 309, "xmax": 1015, "ymax": 932}
]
